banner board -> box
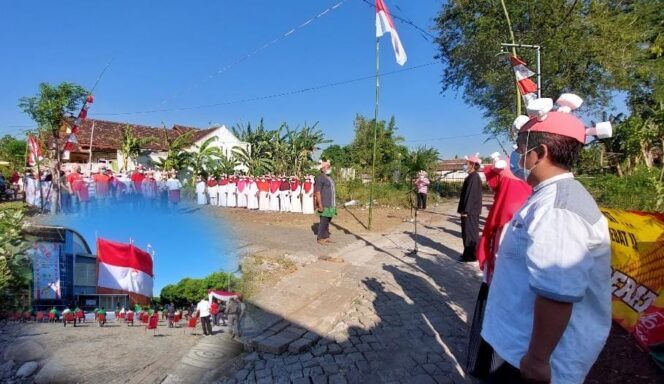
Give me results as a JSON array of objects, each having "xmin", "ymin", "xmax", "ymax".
[{"xmin": 30, "ymin": 242, "xmax": 61, "ymax": 300}]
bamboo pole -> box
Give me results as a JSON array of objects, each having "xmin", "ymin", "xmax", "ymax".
[{"xmin": 368, "ymin": 37, "xmax": 380, "ymax": 231}]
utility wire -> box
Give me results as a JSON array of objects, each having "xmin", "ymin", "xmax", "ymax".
[
  {"xmin": 94, "ymin": 62, "xmax": 437, "ymax": 116},
  {"xmin": 158, "ymin": 0, "xmax": 350, "ymax": 107}
]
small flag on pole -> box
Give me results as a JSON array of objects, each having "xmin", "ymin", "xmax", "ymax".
[
  {"xmin": 510, "ymin": 55, "xmax": 538, "ymax": 105},
  {"xmin": 376, "ymin": 0, "xmax": 407, "ymax": 66}
]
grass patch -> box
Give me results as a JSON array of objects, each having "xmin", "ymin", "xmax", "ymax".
[
  {"xmin": 238, "ymin": 255, "xmax": 298, "ymax": 299},
  {"xmin": 578, "ymin": 166, "xmax": 663, "ymax": 212}
]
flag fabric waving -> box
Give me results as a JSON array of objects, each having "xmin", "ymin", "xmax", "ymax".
[
  {"xmin": 97, "ymin": 238, "xmax": 154, "ymax": 299},
  {"xmin": 510, "ymin": 55, "xmax": 538, "ymax": 105},
  {"xmin": 27, "ymin": 133, "xmax": 43, "ymax": 166},
  {"xmin": 376, "ymin": 0, "xmax": 407, "ymax": 66}
]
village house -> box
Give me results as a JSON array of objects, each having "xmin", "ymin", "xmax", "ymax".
[{"xmin": 60, "ymin": 119, "xmax": 249, "ymax": 172}]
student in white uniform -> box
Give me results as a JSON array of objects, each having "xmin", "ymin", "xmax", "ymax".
[
  {"xmin": 207, "ymin": 176, "xmax": 218, "ymax": 206},
  {"xmin": 218, "ymin": 175, "xmax": 228, "ymax": 207},
  {"xmin": 257, "ymin": 176, "xmax": 270, "ymax": 211},
  {"xmin": 226, "ymin": 176, "xmax": 237, "ymax": 208},
  {"xmin": 195, "ymin": 176, "xmax": 207, "ymax": 205},
  {"xmin": 289, "ymin": 176, "xmax": 302, "ymax": 213},
  {"xmin": 268, "ymin": 177, "xmax": 280, "ymax": 211},
  {"xmin": 279, "ymin": 177, "xmax": 290, "ymax": 212},
  {"xmin": 301, "ymin": 175, "xmax": 315, "ymax": 214},
  {"xmin": 246, "ymin": 177, "xmax": 259, "ymax": 210}
]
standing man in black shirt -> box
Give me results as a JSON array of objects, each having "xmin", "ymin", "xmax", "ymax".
[
  {"xmin": 314, "ymin": 159, "xmax": 336, "ymax": 245},
  {"xmin": 458, "ymin": 155, "xmax": 483, "ymax": 262}
]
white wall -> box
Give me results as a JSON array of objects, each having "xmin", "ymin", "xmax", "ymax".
[{"xmin": 188, "ymin": 125, "xmax": 250, "ymax": 172}]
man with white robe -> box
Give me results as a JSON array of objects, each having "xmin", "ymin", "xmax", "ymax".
[
  {"xmin": 247, "ymin": 177, "xmax": 259, "ymax": 210},
  {"xmin": 257, "ymin": 176, "xmax": 270, "ymax": 211},
  {"xmin": 218, "ymin": 175, "xmax": 228, "ymax": 207},
  {"xmin": 207, "ymin": 176, "xmax": 218, "ymax": 206},
  {"xmin": 268, "ymin": 177, "xmax": 281, "ymax": 211},
  {"xmin": 279, "ymin": 177, "xmax": 290, "ymax": 212},
  {"xmin": 289, "ymin": 176, "xmax": 302, "ymax": 213},
  {"xmin": 195, "ymin": 176, "xmax": 207, "ymax": 205},
  {"xmin": 301, "ymin": 175, "xmax": 315, "ymax": 214},
  {"xmin": 226, "ymin": 176, "xmax": 237, "ymax": 207}
]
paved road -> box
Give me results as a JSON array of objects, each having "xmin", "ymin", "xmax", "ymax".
[{"xmin": 210, "ymin": 201, "xmax": 485, "ymax": 384}]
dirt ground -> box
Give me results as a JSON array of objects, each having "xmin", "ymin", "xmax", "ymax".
[{"xmin": 0, "ymin": 317, "xmax": 202, "ymax": 384}]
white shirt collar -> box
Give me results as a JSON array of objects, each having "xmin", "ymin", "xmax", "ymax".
[{"xmin": 532, "ymin": 172, "xmax": 574, "ymax": 193}]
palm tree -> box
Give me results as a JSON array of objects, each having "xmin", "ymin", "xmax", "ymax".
[
  {"xmin": 185, "ymin": 137, "xmax": 223, "ymax": 185},
  {"xmin": 119, "ymin": 125, "xmax": 155, "ymax": 171},
  {"xmin": 154, "ymin": 128, "xmax": 194, "ymax": 173},
  {"xmin": 233, "ymin": 145, "xmax": 274, "ymax": 175}
]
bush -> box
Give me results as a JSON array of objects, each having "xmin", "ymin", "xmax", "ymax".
[
  {"xmin": 335, "ymin": 180, "xmax": 445, "ymax": 208},
  {"xmin": 578, "ymin": 166, "xmax": 664, "ymax": 212}
]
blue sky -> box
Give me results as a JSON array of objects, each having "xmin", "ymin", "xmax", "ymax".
[{"xmin": 0, "ymin": 0, "xmax": 502, "ymax": 157}]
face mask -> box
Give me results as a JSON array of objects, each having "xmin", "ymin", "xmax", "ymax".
[
  {"xmin": 462, "ymin": 164, "xmax": 468, "ymax": 171},
  {"xmin": 517, "ymin": 132, "xmax": 539, "ymax": 182},
  {"xmin": 325, "ymin": 169, "xmax": 332, "ymax": 175}
]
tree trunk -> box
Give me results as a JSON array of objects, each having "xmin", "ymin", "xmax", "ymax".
[{"xmin": 641, "ymin": 142, "xmax": 653, "ymax": 168}]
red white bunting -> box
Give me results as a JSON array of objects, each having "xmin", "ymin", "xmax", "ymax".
[
  {"xmin": 376, "ymin": 0, "xmax": 407, "ymax": 66},
  {"xmin": 510, "ymin": 55, "xmax": 538, "ymax": 105}
]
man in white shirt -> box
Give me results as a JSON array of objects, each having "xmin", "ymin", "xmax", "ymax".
[
  {"xmin": 481, "ymin": 97, "xmax": 611, "ymax": 384},
  {"xmin": 196, "ymin": 297, "xmax": 212, "ymax": 336}
]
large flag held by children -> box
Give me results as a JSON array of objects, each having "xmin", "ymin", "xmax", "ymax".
[
  {"xmin": 376, "ymin": 0, "xmax": 407, "ymax": 66},
  {"xmin": 97, "ymin": 238, "xmax": 153, "ymax": 301}
]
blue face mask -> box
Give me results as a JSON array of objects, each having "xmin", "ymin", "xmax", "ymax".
[{"xmin": 463, "ymin": 164, "xmax": 468, "ymax": 171}]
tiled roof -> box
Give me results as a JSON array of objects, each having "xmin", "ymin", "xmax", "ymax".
[{"xmin": 63, "ymin": 119, "xmax": 217, "ymax": 152}]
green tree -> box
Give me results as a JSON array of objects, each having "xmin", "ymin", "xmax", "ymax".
[
  {"xmin": 433, "ymin": 0, "xmax": 661, "ymax": 136},
  {"xmin": 403, "ymin": 146, "xmax": 440, "ymax": 179},
  {"xmin": 320, "ymin": 144, "xmax": 351, "ymax": 168},
  {"xmin": 154, "ymin": 128, "xmax": 194, "ymax": 173},
  {"xmin": 119, "ymin": 126, "xmax": 154, "ymax": 171},
  {"xmin": 0, "ymin": 135, "xmax": 27, "ymax": 173},
  {"xmin": 18, "ymin": 82, "xmax": 88, "ymax": 212},
  {"xmin": 0, "ymin": 208, "xmax": 31, "ymax": 310},
  {"xmin": 185, "ymin": 136, "xmax": 223, "ymax": 184},
  {"xmin": 348, "ymin": 115, "xmax": 406, "ymax": 181},
  {"xmin": 232, "ymin": 145, "xmax": 274, "ymax": 176}
]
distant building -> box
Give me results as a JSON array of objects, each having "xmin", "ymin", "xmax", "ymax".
[
  {"xmin": 60, "ymin": 119, "xmax": 249, "ymax": 172},
  {"xmin": 23, "ymin": 225, "xmax": 134, "ymax": 311}
]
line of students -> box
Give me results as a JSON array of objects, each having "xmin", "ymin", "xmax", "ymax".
[{"xmin": 195, "ymin": 174, "xmax": 316, "ymax": 214}]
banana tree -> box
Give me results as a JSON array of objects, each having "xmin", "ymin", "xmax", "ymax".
[
  {"xmin": 233, "ymin": 145, "xmax": 274, "ymax": 175},
  {"xmin": 155, "ymin": 128, "xmax": 194, "ymax": 173},
  {"xmin": 186, "ymin": 136, "xmax": 223, "ymax": 185},
  {"xmin": 119, "ymin": 125, "xmax": 155, "ymax": 171}
]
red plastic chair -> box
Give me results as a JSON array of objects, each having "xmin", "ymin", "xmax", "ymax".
[
  {"xmin": 145, "ymin": 314, "xmax": 159, "ymax": 335},
  {"xmin": 184, "ymin": 316, "xmax": 198, "ymax": 335},
  {"xmin": 118, "ymin": 312, "xmax": 125, "ymax": 319},
  {"xmin": 98, "ymin": 314, "xmax": 106, "ymax": 327},
  {"xmin": 64, "ymin": 312, "xmax": 76, "ymax": 326},
  {"xmin": 48, "ymin": 312, "xmax": 56, "ymax": 322},
  {"xmin": 76, "ymin": 310, "xmax": 85, "ymax": 323},
  {"xmin": 126, "ymin": 312, "xmax": 134, "ymax": 326},
  {"xmin": 35, "ymin": 312, "xmax": 45, "ymax": 322},
  {"xmin": 174, "ymin": 313, "xmax": 181, "ymax": 324}
]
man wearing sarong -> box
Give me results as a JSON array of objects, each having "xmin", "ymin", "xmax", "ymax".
[
  {"xmin": 195, "ymin": 175, "xmax": 207, "ymax": 205},
  {"xmin": 268, "ymin": 176, "xmax": 281, "ymax": 211},
  {"xmin": 314, "ymin": 161, "xmax": 336, "ymax": 245},
  {"xmin": 301, "ymin": 175, "xmax": 315, "ymax": 214},
  {"xmin": 279, "ymin": 176, "xmax": 290, "ymax": 212},
  {"xmin": 290, "ymin": 176, "xmax": 302, "ymax": 213},
  {"xmin": 257, "ymin": 176, "xmax": 270, "ymax": 211},
  {"xmin": 218, "ymin": 175, "xmax": 228, "ymax": 207}
]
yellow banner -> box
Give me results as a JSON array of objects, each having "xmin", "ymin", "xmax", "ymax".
[{"xmin": 602, "ymin": 208, "xmax": 664, "ymax": 349}]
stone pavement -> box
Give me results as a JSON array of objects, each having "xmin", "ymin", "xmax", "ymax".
[{"xmin": 211, "ymin": 201, "xmax": 485, "ymax": 384}]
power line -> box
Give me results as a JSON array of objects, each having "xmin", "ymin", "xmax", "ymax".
[
  {"xmin": 94, "ymin": 61, "xmax": 437, "ymax": 116},
  {"xmin": 404, "ymin": 132, "xmax": 489, "ymax": 143},
  {"xmin": 158, "ymin": 0, "xmax": 351, "ymax": 107}
]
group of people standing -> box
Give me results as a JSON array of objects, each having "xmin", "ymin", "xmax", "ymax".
[
  {"xmin": 195, "ymin": 174, "xmax": 316, "ymax": 214},
  {"xmin": 57, "ymin": 165, "xmax": 184, "ymax": 213}
]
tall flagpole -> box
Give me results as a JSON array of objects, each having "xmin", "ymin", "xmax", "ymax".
[{"xmin": 368, "ymin": 36, "xmax": 380, "ymax": 231}]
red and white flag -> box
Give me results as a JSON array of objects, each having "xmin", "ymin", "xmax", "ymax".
[
  {"xmin": 97, "ymin": 238, "xmax": 154, "ymax": 299},
  {"xmin": 376, "ymin": 0, "xmax": 407, "ymax": 66},
  {"xmin": 27, "ymin": 133, "xmax": 43, "ymax": 166},
  {"xmin": 510, "ymin": 55, "xmax": 538, "ymax": 104}
]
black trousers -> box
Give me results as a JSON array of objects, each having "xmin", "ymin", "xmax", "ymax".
[
  {"xmin": 487, "ymin": 362, "xmax": 525, "ymax": 384},
  {"xmin": 318, "ymin": 216, "xmax": 332, "ymax": 240},
  {"xmin": 461, "ymin": 214, "xmax": 480, "ymax": 261},
  {"xmin": 200, "ymin": 315, "xmax": 212, "ymax": 335},
  {"xmin": 416, "ymin": 193, "xmax": 427, "ymax": 210}
]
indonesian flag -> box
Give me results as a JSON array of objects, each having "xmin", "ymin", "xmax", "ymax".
[
  {"xmin": 208, "ymin": 289, "xmax": 238, "ymax": 303},
  {"xmin": 376, "ymin": 0, "xmax": 407, "ymax": 66},
  {"xmin": 97, "ymin": 238, "xmax": 153, "ymax": 299},
  {"xmin": 510, "ymin": 55, "xmax": 538, "ymax": 104},
  {"xmin": 27, "ymin": 133, "xmax": 43, "ymax": 166}
]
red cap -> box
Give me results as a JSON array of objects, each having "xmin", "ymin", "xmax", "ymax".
[{"xmin": 519, "ymin": 111, "xmax": 586, "ymax": 143}]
